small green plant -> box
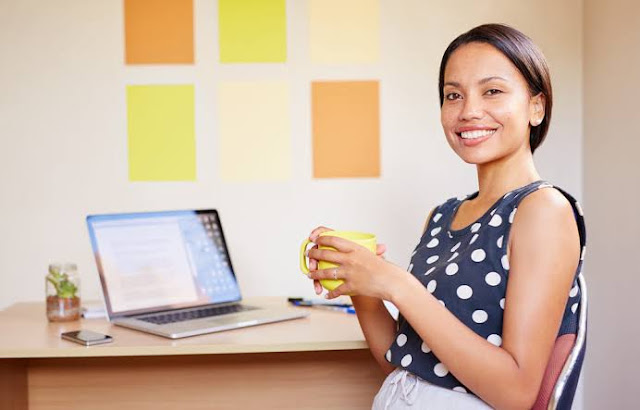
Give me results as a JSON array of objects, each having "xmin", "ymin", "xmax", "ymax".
[{"xmin": 47, "ymin": 266, "xmax": 78, "ymax": 299}]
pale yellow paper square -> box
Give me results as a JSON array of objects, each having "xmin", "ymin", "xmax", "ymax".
[
  {"xmin": 218, "ymin": 82, "xmax": 291, "ymax": 181},
  {"xmin": 309, "ymin": 0, "xmax": 379, "ymax": 63}
]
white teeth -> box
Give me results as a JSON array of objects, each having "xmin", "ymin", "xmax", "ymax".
[{"xmin": 459, "ymin": 129, "xmax": 496, "ymax": 139}]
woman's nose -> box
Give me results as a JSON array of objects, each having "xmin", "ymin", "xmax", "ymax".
[{"xmin": 459, "ymin": 94, "xmax": 483, "ymax": 121}]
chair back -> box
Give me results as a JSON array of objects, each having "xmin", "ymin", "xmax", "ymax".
[{"xmin": 533, "ymin": 273, "xmax": 588, "ymax": 410}]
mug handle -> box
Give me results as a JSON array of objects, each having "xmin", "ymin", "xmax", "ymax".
[{"xmin": 300, "ymin": 238, "xmax": 313, "ymax": 274}]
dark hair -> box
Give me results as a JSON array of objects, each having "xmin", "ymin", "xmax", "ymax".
[{"xmin": 438, "ymin": 24, "xmax": 553, "ymax": 153}]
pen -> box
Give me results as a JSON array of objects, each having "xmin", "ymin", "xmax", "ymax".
[
  {"xmin": 287, "ymin": 297, "xmax": 353, "ymax": 308},
  {"xmin": 312, "ymin": 305, "xmax": 356, "ymax": 314}
]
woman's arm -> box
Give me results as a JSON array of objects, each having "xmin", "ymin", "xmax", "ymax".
[
  {"xmin": 351, "ymin": 207, "xmax": 437, "ymax": 375},
  {"xmin": 350, "ymin": 295, "xmax": 397, "ymax": 375},
  {"xmin": 388, "ymin": 189, "xmax": 580, "ymax": 409}
]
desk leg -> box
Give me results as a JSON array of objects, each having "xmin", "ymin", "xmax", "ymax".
[
  {"xmin": 0, "ymin": 359, "xmax": 28, "ymax": 410},
  {"xmin": 28, "ymin": 350, "xmax": 386, "ymax": 409}
]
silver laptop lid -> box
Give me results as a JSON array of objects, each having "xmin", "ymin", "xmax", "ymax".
[{"xmin": 86, "ymin": 209, "xmax": 241, "ymax": 319}]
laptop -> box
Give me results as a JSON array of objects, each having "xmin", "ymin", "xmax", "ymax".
[{"xmin": 86, "ymin": 209, "xmax": 308, "ymax": 339}]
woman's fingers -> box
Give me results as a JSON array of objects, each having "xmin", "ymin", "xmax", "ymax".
[
  {"xmin": 307, "ymin": 268, "xmax": 342, "ymax": 281},
  {"xmin": 376, "ymin": 243, "xmax": 387, "ymax": 256},
  {"xmin": 309, "ymin": 226, "xmax": 333, "ymax": 241},
  {"xmin": 313, "ymin": 235, "xmax": 355, "ymax": 253},
  {"xmin": 308, "ymin": 247, "xmax": 344, "ymax": 265},
  {"xmin": 326, "ymin": 283, "xmax": 349, "ymax": 300},
  {"xmin": 307, "ymin": 226, "xmax": 335, "ymax": 296},
  {"xmin": 308, "ymin": 244, "xmax": 319, "ymax": 271},
  {"xmin": 308, "ymin": 269, "xmax": 340, "ymax": 294}
]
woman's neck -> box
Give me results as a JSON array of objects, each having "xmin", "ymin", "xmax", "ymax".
[{"xmin": 474, "ymin": 145, "xmax": 541, "ymax": 204}]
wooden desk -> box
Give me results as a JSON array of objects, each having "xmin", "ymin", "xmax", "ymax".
[{"xmin": 0, "ymin": 298, "xmax": 386, "ymax": 409}]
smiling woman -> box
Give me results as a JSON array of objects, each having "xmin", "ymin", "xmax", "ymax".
[
  {"xmin": 439, "ymin": 25, "xmax": 553, "ymax": 156},
  {"xmin": 305, "ymin": 23, "xmax": 585, "ymax": 410},
  {"xmin": 439, "ymin": 41, "xmax": 549, "ymax": 167}
]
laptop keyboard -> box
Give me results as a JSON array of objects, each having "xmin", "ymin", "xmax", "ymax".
[{"xmin": 138, "ymin": 304, "xmax": 258, "ymax": 325}]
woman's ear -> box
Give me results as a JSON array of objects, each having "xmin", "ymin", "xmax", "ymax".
[{"xmin": 529, "ymin": 93, "xmax": 545, "ymax": 126}]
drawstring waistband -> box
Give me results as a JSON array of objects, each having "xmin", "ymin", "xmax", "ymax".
[{"xmin": 384, "ymin": 370, "xmax": 420, "ymax": 410}]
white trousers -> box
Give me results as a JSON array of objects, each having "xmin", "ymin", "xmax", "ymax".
[{"xmin": 372, "ymin": 369, "xmax": 493, "ymax": 410}]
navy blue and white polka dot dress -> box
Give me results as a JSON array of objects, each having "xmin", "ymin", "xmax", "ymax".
[{"xmin": 385, "ymin": 180, "xmax": 586, "ymax": 393}]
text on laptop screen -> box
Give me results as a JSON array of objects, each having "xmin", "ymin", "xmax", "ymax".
[{"xmin": 87, "ymin": 211, "xmax": 240, "ymax": 314}]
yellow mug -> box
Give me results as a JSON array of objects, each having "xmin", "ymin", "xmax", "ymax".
[{"xmin": 300, "ymin": 231, "xmax": 377, "ymax": 291}]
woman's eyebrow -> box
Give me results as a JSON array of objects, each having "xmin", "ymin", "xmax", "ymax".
[
  {"xmin": 443, "ymin": 76, "xmax": 508, "ymax": 88},
  {"xmin": 479, "ymin": 76, "xmax": 507, "ymax": 84}
]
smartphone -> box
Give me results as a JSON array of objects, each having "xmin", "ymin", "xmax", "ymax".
[{"xmin": 61, "ymin": 330, "xmax": 113, "ymax": 346}]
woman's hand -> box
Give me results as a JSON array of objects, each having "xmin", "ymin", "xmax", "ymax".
[
  {"xmin": 307, "ymin": 227, "xmax": 387, "ymax": 295},
  {"xmin": 307, "ymin": 226, "xmax": 333, "ymax": 295},
  {"xmin": 307, "ymin": 234, "xmax": 397, "ymax": 300}
]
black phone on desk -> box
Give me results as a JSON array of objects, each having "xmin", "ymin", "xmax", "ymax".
[{"xmin": 61, "ymin": 330, "xmax": 113, "ymax": 346}]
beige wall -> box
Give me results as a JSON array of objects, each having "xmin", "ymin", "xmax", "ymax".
[
  {"xmin": 583, "ymin": 0, "xmax": 640, "ymax": 408},
  {"xmin": 0, "ymin": 0, "xmax": 584, "ymax": 308}
]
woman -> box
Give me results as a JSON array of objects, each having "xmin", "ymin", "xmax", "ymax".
[{"xmin": 305, "ymin": 24, "xmax": 585, "ymax": 409}]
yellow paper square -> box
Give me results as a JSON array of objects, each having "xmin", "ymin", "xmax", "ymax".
[
  {"xmin": 309, "ymin": 0, "xmax": 379, "ymax": 63},
  {"xmin": 127, "ymin": 85, "xmax": 196, "ymax": 181},
  {"xmin": 218, "ymin": 82, "xmax": 291, "ymax": 181},
  {"xmin": 218, "ymin": 0, "xmax": 287, "ymax": 63}
]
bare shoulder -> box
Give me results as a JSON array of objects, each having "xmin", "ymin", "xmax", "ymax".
[
  {"xmin": 509, "ymin": 187, "xmax": 579, "ymax": 267},
  {"xmin": 514, "ymin": 187, "xmax": 575, "ymax": 229}
]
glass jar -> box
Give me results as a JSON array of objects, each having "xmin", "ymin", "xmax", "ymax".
[{"xmin": 46, "ymin": 263, "xmax": 81, "ymax": 322}]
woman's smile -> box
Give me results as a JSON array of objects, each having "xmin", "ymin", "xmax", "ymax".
[{"xmin": 456, "ymin": 126, "xmax": 499, "ymax": 147}]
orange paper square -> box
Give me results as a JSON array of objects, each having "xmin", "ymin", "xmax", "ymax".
[
  {"xmin": 124, "ymin": 0, "xmax": 194, "ymax": 64},
  {"xmin": 312, "ymin": 81, "xmax": 380, "ymax": 178}
]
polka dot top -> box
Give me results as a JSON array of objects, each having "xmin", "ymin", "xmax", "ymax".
[{"xmin": 385, "ymin": 180, "xmax": 586, "ymax": 394}]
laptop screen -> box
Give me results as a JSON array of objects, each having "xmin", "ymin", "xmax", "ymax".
[{"xmin": 86, "ymin": 210, "xmax": 241, "ymax": 317}]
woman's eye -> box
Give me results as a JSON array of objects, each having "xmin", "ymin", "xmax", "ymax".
[
  {"xmin": 445, "ymin": 93, "xmax": 461, "ymax": 101},
  {"xmin": 486, "ymin": 89, "xmax": 502, "ymax": 96}
]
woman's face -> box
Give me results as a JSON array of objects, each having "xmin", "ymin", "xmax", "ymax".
[{"xmin": 440, "ymin": 42, "xmax": 544, "ymax": 165}]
